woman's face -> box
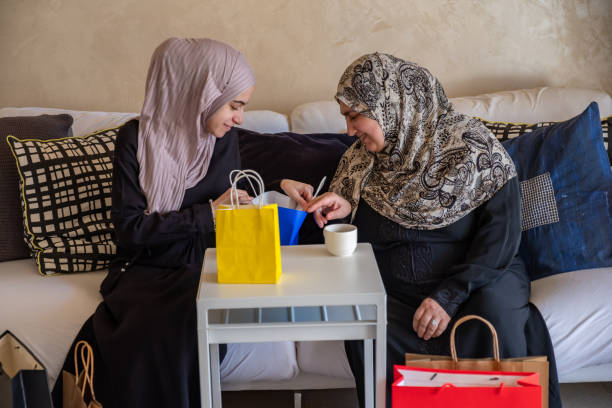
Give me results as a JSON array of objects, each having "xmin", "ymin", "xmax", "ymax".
[
  {"xmin": 339, "ymin": 101, "xmax": 385, "ymax": 152},
  {"xmin": 206, "ymin": 85, "xmax": 255, "ymax": 138}
]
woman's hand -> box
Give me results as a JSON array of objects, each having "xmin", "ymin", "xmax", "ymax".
[
  {"xmin": 212, "ymin": 188, "xmax": 252, "ymax": 211},
  {"xmin": 413, "ymin": 297, "xmax": 451, "ymax": 341},
  {"xmin": 304, "ymin": 192, "xmax": 352, "ymax": 228},
  {"xmin": 280, "ymin": 179, "xmax": 314, "ymax": 209}
]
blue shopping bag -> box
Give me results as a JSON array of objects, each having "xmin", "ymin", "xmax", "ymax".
[
  {"xmin": 254, "ymin": 191, "xmax": 307, "ymax": 245},
  {"xmin": 278, "ymin": 206, "xmax": 308, "ymax": 245}
]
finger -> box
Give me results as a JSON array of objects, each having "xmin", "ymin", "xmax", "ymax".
[
  {"xmin": 413, "ymin": 306, "xmax": 425, "ymax": 332},
  {"xmin": 432, "ymin": 319, "xmax": 449, "ymax": 338},
  {"xmin": 305, "ymin": 193, "xmax": 332, "ymax": 212},
  {"xmin": 302, "ymin": 190, "xmax": 313, "ymax": 202},
  {"xmin": 305, "ymin": 197, "xmax": 323, "ymax": 212},
  {"xmin": 295, "ymin": 196, "xmax": 308, "ymax": 209},
  {"xmin": 417, "ymin": 315, "xmax": 432, "ymax": 338},
  {"xmin": 324, "ymin": 208, "xmax": 345, "ymax": 221},
  {"xmin": 313, "ymin": 209, "xmax": 326, "ymax": 228},
  {"xmin": 423, "ymin": 318, "xmax": 439, "ymax": 341}
]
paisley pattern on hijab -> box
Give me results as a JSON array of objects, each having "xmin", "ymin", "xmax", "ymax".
[{"xmin": 331, "ymin": 53, "xmax": 516, "ymax": 229}]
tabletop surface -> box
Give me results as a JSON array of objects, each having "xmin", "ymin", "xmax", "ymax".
[{"xmin": 197, "ymin": 243, "xmax": 386, "ymax": 308}]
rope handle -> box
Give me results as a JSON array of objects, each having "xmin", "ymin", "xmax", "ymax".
[
  {"xmin": 73, "ymin": 340, "xmax": 97, "ymax": 400},
  {"xmin": 229, "ymin": 169, "xmax": 265, "ymax": 209},
  {"xmin": 449, "ymin": 315, "xmax": 500, "ymax": 363}
]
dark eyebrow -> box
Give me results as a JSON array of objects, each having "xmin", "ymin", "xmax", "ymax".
[{"xmin": 232, "ymin": 100, "xmax": 247, "ymax": 106}]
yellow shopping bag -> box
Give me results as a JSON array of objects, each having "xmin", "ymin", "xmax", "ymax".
[{"xmin": 215, "ymin": 170, "xmax": 282, "ymax": 283}]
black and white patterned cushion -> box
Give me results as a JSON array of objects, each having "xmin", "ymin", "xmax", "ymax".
[
  {"xmin": 480, "ymin": 116, "xmax": 611, "ymax": 166},
  {"xmin": 602, "ymin": 116, "xmax": 611, "ymax": 164},
  {"xmin": 6, "ymin": 126, "xmax": 120, "ymax": 275}
]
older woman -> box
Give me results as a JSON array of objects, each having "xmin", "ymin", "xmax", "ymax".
[
  {"xmin": 53, "ymin": 38, "xmax": 256, "ymax": 407},
  {"xmin": 304, "ymin": 53, "xmax": 561, "ymax": 408}
]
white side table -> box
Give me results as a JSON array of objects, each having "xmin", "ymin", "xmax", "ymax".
[{"xmin": 196, "ymin": 243, "xmax": 387, "ymax": 408}]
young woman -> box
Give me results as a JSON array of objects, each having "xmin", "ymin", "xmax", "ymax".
[
  {"xmin": 53, "ymin": 37, "xmax": 256, "ymax": 407},
  {"xmin": 302, "ymin": 53, "xmax": 561, "ymax": 408}
]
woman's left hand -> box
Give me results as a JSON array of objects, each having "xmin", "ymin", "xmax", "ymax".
[{"xmin": 413, "ymin": 297, "xmax": 451, "ymax": 340}]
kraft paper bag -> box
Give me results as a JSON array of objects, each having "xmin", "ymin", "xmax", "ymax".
[
  {"xmin": 405, "ymin": 315, "xmax": 549, "ymax": 408},
  {"xmin": 62, "ymin": 340, "xmax": 102, "ymax": 408}
]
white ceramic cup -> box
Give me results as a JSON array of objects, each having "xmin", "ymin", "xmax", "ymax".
[{"xmin": 323, "ymin": 224, "xmax": 358, "ymax": 257}]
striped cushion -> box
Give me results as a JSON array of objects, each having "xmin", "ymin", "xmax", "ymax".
[
  {"xmin": 480, "ymin": 116, "xmax": 611, "ymax": 166},
  {"xmin": 6, "ymin": 126, "xmax": 120, "ymax": 275}
]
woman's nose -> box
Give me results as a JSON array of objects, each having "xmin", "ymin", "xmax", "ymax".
[{"xmin": 234, "ymin": 111, "xmax": 243, "ymax": 126}]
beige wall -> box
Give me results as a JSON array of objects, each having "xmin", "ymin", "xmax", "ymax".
[{"xmin": 0, "ymin": 0, "xmax": 610, "ymax": 115}]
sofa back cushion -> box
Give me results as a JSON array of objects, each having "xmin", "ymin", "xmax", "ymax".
[
  {"xmin": 502, "ymin": 102, "xmax": 612, "ymax": 280},
  {"xmin": 290, "ymin": 87, "xmax": 612, "ymax": 133},
  {"xmin": 237, "ymin": 128, "xmax": 354, "ymax": 244},
  {"xmin": 0, "ymin": 107, "xmax": 290, "ymax": 137},
  {"xmin": 6, "ymin": 126, "xmax": 121, "ymax": 275},
  {"xmin": 481, "ymin": 116, "xmax": 611, "ymax": 167},
  {"xmin": 0, "ymin": 114, "xmax": 73, "ymax": 261},
  {"xmin": 450, "ymin": 86, "xmax": 612, "ymax": 123}
]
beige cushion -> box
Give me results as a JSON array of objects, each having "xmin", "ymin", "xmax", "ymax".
[{"xmin": 289, "ymin": 87, "xmax": 612, "ymax": 133}]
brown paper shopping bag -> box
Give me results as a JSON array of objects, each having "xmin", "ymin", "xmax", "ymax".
[
  {"xmin": 62, "ymin": 340, "xmax": 102, "ymax": 408},
  {"xmin": 405, "ymin": 315, "xmax": 549, "ymax": 408}
]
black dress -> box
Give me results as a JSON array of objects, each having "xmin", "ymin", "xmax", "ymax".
[
  {"xmin": 344, "ymin": 177, "xmax": 562, "ymax": 408},
  {"xmin": 52, "ymin": 120, "xmax": 240, "ymax": 407}
]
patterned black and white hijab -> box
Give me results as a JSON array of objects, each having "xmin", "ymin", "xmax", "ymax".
[{"xmin": 331, "ymin": 53, "xmax": 516, "ymax": 230}]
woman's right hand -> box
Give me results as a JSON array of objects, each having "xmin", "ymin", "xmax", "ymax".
[
  {"xmin": 211, "ymin": 188, "xmax": 252, "ymax": 211},
  {"xmin": 304, "ymin": 192, "xmax": 352, "ymax": 228},
  {"xmin": 280, "ymin": 179, "xmax": 314, "ymax": 209}
]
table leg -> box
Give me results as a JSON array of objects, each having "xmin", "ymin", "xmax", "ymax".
[
  {"xmin": 364, "ymin": 338, "xmax": 374, "ymax": 408},
  {"xmin": 198, "ymin": 329, "xmax": 212, "ymax": 408},
  {"xmin": 211, "ymin": 344, "xmax": 222, "ymax": 408},
  {"xmin": 376, "ymin": 314, "xmax": 387, "ymax": 408}
]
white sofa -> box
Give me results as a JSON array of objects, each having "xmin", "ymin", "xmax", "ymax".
[{"xmin": 1, "ymin": 87, "xmax": 611, "ymax": 399}]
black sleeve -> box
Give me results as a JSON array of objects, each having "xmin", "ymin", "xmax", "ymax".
[
  {"xmin": 429, "ymin": 177, "xmax": 523, "ymax": 317},
  {"xmin": 110, "ymin": 121, "xmax": 215, "ymax": 250}
]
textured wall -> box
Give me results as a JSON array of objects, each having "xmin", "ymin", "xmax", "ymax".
[{"xmin": 0, "ymin": 0, "xmax": 610, "ymax": 114}]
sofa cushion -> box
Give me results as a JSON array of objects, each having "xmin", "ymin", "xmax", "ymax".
[
  {"xmin": 450, "ymin": 87, "xmax": 612, "ymax": 123},
  {"xmin": 6, "ymin": 126, "xmax": 120, "ymax": 275},
  {"xmin": 502, "ymin": 102, "xmax": 612, "ymax": 280},
  {"xmin": 530, "ymin": 267, "xmax": 612, "ymax": 380},
  {"xmin": 603, "ymin": 116, "xmax": 611, "ymax": 165},
  {"xmin": 0, "ymin": 114, "xmax": 74, "ymax": 261},
  {"xmin": 289, "ymin": 87, "xmax": 612, "ymax": 134},
  {"xmin": 480, "ymin": 116, "xmax": 611, "ymax": 166},
  {"xmin": 237, "ymin": 128, "xmax": 354, "ymax": 244},
  {"xmin": 0, "ymin": 107, "xmax": 137, "ymax": 138}
]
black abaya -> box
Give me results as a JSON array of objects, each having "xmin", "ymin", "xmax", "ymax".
[
  {"xmin": 53, "ymin": 120, "xmax": 239, "ymax": 407},
  {"xmin": 345, "ymin": 177, "xmax": 562, "ymax": 408}
]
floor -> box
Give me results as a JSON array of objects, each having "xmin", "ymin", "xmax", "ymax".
[{"xmin": 222, "ymin": 383, "xmax": 612, "ymax": 407}]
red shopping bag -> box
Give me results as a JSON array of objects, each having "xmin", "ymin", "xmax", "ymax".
[{"xmin": 392, "ymin": 365, "xmax": 541, "ymax": 408}]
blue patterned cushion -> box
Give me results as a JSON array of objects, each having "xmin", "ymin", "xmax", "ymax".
[{"xmin": 502, "ymin": 102, "xmax": 612, "ymax": 280}]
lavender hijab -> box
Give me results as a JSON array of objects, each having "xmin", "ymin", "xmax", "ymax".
[{"xmin": 137, "ymin": 38, "xmax": 255, "ymax": 214}]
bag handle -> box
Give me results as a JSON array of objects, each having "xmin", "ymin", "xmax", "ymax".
[
  {"xmin": 449, "ymin": 315, "xmax": 500, "ymax": 363},
  {"xmin": 229, "ymin": 169, "xmax": 265, "ymax": 209},
  {"xmin": 73, "ymin": 340, "xmax": 97, "ymax": 400}
]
